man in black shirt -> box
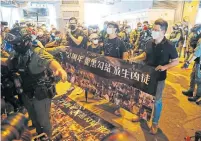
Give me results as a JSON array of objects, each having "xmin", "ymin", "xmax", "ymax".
[
  {"xmin": 103, "ymin": 22, "xmax": 128, "ymax": 116},
  {"xmin": 66, "ymin": 17, "xmax": 86, "ymax": 48},
  {"xmin": 129, "ymin": 19, "xmax": 179, "ymax": 134},
  {"xmin": 103, "ymin": 22, "xmax": 128, "ymax": 60}
]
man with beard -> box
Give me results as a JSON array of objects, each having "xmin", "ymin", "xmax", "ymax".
[{"xmin": 66, "ymin": 17, "xmax": 86, "ymax": 49}]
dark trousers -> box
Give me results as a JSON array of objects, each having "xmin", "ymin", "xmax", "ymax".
[{"xmin": 21, "ymin": 94, "xmax": 52, "ymax": 137}]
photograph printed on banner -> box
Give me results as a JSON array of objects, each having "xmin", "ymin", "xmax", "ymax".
[
  {"xmin": 63, "ymin": 62, "xmax": 155, "ymax": 121},
  {"xmin": 51, "ymin": 97, "xmax": 115, "ymax": 141}
]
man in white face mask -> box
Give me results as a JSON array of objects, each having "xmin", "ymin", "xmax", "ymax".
[
  {"xmin": 103, "ymin": 22, "xmax": 128, "ymax": 60},
  {"xmin": 129, "ymin": 19, "xmax": 179, "ymax": 134},
  {"xmin": 87, "ymin": 33, "xmax": 103, "ymax": 54},
  {"xmin": 103, "ymin": 22, "xmax": 128, "ymax": 116}
]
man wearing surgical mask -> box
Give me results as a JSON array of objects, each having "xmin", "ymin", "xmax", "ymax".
[
  {"xmin": 36, "ymin": 28, "xmax": 50, "ymax": 47},
  {"xmin": 87, "ymin": 33, "xmax": 103, "ymax": 54},
  {"xmin": 103, "ymin": 22, "xmax": 128, "ymax": 60},
  {"xmin": 45, "ymin": 31, "xmax": 63, "ymax": 48},
  {"xmin": 66, "ymin": 17, "xmax": 85, "ymax": 48},
  {"xmin": 103, "ymin": 22, "xmax": 128, "ymax": 116},
  {"xmin": 129, "ymin": 19, "xmax": 179, "ymax": 134}
]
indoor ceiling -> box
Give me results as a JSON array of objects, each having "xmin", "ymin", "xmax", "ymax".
[{"xmin": 1, "ymin": 0, "xmax": 59, "ymax": 8}]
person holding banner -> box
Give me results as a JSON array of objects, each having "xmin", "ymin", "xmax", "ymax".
[
  {"xmin": 66, "ymin": 17, "xmax": 87, "ymax": 49},
  {"xmin": 103, "ymin": 22, "xmax": 129, "ymax": 116},
  {"xmin": 103, "ymin": 22, "xmax": 128, "ymax": 60},
  {"xmin": 129, "ymin": 19, "xmax": 179, "ymax": 134}
]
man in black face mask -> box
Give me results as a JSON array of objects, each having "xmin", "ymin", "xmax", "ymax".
[
  {"xmin": 66, "ymin": 17, "xmax": 86, "ymax": 48},
  {"xmin": 2, "ymin": 27, "xmax": 67, "ymax": 138}
]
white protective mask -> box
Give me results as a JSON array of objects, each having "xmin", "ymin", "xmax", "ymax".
[
  {"xmin": 152, "ymin": 31, "xmax": 160, "ymax": 40},
  {"xmin": 107, "ymin": 28, "xmax": 113, "ymax": 34},
  {"xmin": 126, "ymin": 28, "xmax": 131, "ymax": 33},
  {"xmin": 31, "ymin": 34, "xmax": 37, "ymax": 41},
  {"xmin": 93, "ymin": 39, "xmax": 99, "ymax": 45}
]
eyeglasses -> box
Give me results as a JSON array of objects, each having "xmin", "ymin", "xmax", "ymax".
[{"xmin": 92, "ymin": 38, "xmax": 98, "ymax": 40}]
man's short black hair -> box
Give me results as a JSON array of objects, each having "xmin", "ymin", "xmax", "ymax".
[
  {"xmin": 69, "ymin": 17, "xmax": 77, "ymax": 24},
  {"xmin": 143, "ymin": 21, "xmax": 149, "ymax": 24},
  {"xmin": 154, "ymin": 18, "xmax": 168, "ymax": 33},
  {"xmin": 107, "ymin": 21, "xmax": 119, "ymax": 33}
]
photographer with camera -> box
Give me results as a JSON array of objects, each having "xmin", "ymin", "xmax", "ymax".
[
  {"xmin": 1, "ymin": 27, "xmax": 67, "ymax": 138},
  {"xmin": 66, "ymin": 17, "xmax": 87, "ymax": 49},
  {"xmin": 182, "ymin": 24, "xmax": 201, "ymax": 105}
]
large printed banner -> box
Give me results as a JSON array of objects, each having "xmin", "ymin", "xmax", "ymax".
[
  {"xmin": 51, "ymin": 95, "xmax": 115, "ymax": 140},
  {"xmin": 59, "ymin": 47, "xmax": 159, "ymax": 121},
  {"xmin": 63, "ymin": 47, "xmax": 159, "ymax": 95}
]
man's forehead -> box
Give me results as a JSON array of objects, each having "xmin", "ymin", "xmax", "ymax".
[{"xmin": 153, "ymin": 24, "xmax": 161, "ymax": 30}]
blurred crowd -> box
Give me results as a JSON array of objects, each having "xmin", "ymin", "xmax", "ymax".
[{"xmin": 0, "ymin": 17, "xmax": 191, "ymax": 60}]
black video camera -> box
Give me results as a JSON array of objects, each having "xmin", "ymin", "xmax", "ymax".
[
  {"xmin": 1, "ymin": 21, "xmax": 8, "ymax": 26},
  {"xmin": 1, "ymin": 113, "xmax": 31, "ymax": 141}
]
